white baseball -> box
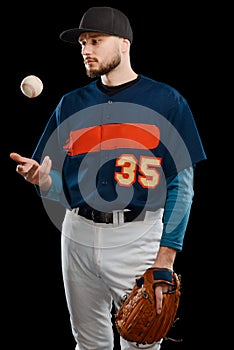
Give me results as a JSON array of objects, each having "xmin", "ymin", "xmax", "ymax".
[{"xmin": 20, "ymin": 75, "xmax": 43, "ymax": 98}]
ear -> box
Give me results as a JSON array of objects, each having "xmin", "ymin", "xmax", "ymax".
[{"xmin": 121, "ymin": 38, "xmax": 130, "ymax": 53}]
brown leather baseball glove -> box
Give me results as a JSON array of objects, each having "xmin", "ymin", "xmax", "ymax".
[{"xmin": 115, "ymin": 267, "xmax": 181, "ymax": 345}]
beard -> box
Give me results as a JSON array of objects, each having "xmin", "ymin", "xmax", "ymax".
[{"xmin": 86, "ymin": 52, "xmax": 121, "ymax": 78}]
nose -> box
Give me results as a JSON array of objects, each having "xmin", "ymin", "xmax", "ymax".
[{"xmin": 81, "ymin": 43, "xmax": 92, "ymax": 55}]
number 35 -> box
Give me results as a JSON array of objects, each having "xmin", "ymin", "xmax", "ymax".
[{"xmin": 115, "ymin": 154, "xmax": 162, "ymax": 189}]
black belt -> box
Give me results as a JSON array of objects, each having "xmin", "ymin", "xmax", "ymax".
[{"xmin": 73, "ymin": 207, "xmax": 146, "ymax": 224}]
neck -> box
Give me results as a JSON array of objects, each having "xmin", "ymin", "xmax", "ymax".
[{"xmin": 101, "ymin": 63, "xmax": 137, "ymax": 87}]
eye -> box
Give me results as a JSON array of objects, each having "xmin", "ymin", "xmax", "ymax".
[{"xmin": 92, "ymin": 39, "xmax": 100, "ymax": 45}]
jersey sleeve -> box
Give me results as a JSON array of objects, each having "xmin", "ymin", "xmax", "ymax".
[{"xmin": 160, "ymin": 91, "xmax": 207, "ymax": 177}]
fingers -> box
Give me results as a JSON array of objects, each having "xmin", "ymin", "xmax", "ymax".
[
  {"xmin": 16, "ymin": 163, "xmax": 35, "ymax": 176},
  {"xmin": 25, "ymin": 156, "xmax": 52, "ymax": 187},
  {"xmin": 40, "ymin": 156, "xmax": 52, "ymax": 175},
  {"xmin": 13, "ymin": 155, "xmax": 51, "ymax": 186},
  {"xmin": 10, "ymin": 152, "xmax": 21, "ymax": 161},
  {"xmin": 15, "ymin": 163, "xmax": 36, "ymax": 182},
  {"xmin": 23, "ymin": 164, "xmax": 37, "ymax": 181},
  {"xmin": 10, "ymin": 152, "xmax": 30, "ymax": 164},
  {"xmin": 155, "ymin": 286, "xmax": 163, "ymax": 314},
  {"xmin": 11, "ymin": 152, "xmax": 37, "ymax": 176},
  {"xmin": 155, "ymin": 284, "xmax": 172, "ymax": 314},
  {"xmin": 38, "ymin": 156, "xmax": 52, "ymax": 187}
]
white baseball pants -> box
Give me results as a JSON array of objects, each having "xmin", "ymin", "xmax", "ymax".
[{"xmin": 61, "ymin": 208, "xmax": 164, "ymax": 350}]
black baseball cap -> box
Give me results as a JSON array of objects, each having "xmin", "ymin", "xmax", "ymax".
[{"xmin": 59, "ymin": 7, "xmax": 133, "ymax": 44}]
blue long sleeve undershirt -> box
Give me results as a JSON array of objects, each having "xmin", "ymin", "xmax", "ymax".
[{"xmin": 160, "ymin": 166, "xmax": 194, "ymax": 251}]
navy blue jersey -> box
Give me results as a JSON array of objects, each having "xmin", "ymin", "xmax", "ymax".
[{"xmin": 32, "ymin": 75, "xmax": 206, "ymax": 211}]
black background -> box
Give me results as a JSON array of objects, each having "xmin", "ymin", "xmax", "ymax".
[{"xmin": 4, "ymin": 0, "xmax": 219, "ymax": 349}]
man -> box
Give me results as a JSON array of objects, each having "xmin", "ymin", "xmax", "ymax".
[{"xmin": 10, "ymin": 6, "xmax": 206, "ymax": 350}]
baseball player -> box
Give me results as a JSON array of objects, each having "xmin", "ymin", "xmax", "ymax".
[{"xmin": 10, "ymin": 6, "xmax": 207, "ymax": 350}]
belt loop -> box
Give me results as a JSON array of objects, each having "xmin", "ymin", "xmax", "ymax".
[
  {"xmin": 112, "ymin": 210, "xmax": 118, "ymax": 225},
  {"xmin": 113, "ymin": 210, "xmax": 124, "ymax": 225},
  {"xmin": 118, "ymin": 211, "xmax": 124, "ymax": 225}
]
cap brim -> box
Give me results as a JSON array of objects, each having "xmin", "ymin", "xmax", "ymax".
[{"xmin": 59, "ymin": 28, "xmax": 115, "ymax": 44}]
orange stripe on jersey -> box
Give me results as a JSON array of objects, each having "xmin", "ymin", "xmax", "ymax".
[{"xmin": 63, "ymin": 123, "xmax": 160, "ymax": 156}]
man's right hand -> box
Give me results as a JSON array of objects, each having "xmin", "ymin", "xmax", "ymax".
[{"xmin": 10, "ymin": 152, "xmax": 52, "ymax": 191}]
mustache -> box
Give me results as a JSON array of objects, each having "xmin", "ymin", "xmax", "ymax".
[{"xmin": 84, "ymin": 57, "xmax": 98, "ymax": 64}]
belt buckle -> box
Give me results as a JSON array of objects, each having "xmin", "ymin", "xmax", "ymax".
[
  {"xmin": 91, "ymin": 210, "xmax": 112, "ymax": 224},
  {"xmin": 103, "ymin": 212, "xmax": 113, "ymax": 224},
  {"xmin": 90, "ymin": 209, "xmax": 128, "ymax": 224}
]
